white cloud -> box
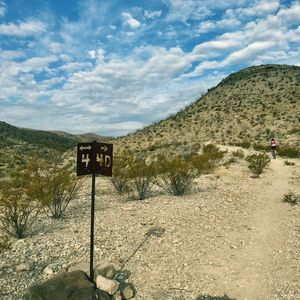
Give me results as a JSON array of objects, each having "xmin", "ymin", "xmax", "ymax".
[
  {"xmin": 122, "ymin": 12, "xmax": 141, "ymax": 29},
  {"xmin": 49, "ymin": 42, "xmax": 63, "ymax": 54},
  {"xmin": 144, "ymin": 10, "xmax": 162, "ymax": 19},
  {"xmin": 191, "ymin": 39, "xmax": 239, "ymax": 60},
  {"xmin": 0, "ymin": 50, "xmax": 24, "ymax": 60},
  {"xmin": 223, "ymin": 41, "xmax": 274, "ymax": 65},
  {"xmin": 0, "ymin": 0, "xmax": 6, "ymax": 17},
  {"xmin": 0, "ymin": 20, "xmax": 47, "ymax": 36}
]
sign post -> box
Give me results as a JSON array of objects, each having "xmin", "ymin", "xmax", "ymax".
[{"xmin": 76, "ymin": 141, "xmax": 113, "ymax": 281}]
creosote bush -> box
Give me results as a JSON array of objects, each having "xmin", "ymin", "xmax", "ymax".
[
  {"xmin": 0, "ymin": 235, "xmax": 11, "ymax": 252},
  {"xmin": 192, "ymin": 144, "xmax": 224, "ymax": 175},
  {"xmin": 0, "ymin": 161, "xmax": 43, "ymax": 238},
  {"xmin": 111, "ymin": 152, "xmax": 132, "ymax": 194},
  {"xmin": 0, "ymin": 151, "xmax": 81, "ymax": 238},
  {"xmin": 282, "ymin": 192, "xmax": 300, "ymax": 205},
  {"xmin": 38, "ymin": 152, "xmax": 82, "ymax": 219},
  {"xmin": 157, "ymin": 156, "xmax": 197, "ymax": 196},
  {"xmin": 126, "ymin": 158, "xmax": 156, "ymax": 200},
  {"xmin": 277, "ymin": 145, "xmax": 300, "ymax": 158},
  {"xmin": 245, "ymin": 153, "xmax": 270, "ymax": 175}
]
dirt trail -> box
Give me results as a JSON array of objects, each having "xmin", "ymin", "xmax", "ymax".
[{"xmin": 228, "ymin": 157, "xmax": 297, "ymax": 300}]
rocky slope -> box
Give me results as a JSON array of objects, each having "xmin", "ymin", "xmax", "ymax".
[
  {"xmin": 115, "ymin": 64, "xmax": 300, "ymax": 155},
  {"xmin": 1, "ymin": 147, "xmax": 300, "ymax": 300}
]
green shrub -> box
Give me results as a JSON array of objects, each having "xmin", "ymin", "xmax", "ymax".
[
  {"xmin": 245, "ymin": 153, "xmax": 270, "ymax": 175},
  {"xmin": 38, "ymin": 152, "xmax": 82, "ymax": 219},
  {"xmin": 284, "ymin": 160, "xmax": 295, "ymax": 166},
  {"xmin": 191, "ymin": 154, "xmax": 216, "ymax": 174},
  {"xmin": 191, "ymin": 145, "xmax": 224, "ymax": 174},
  {"xmin": 157, "ymin": 156, "xmax": 197, "ymax": 196},
  {"xmin": 126, "ymin": 158, "xmax": 156, "ymax": 200},
  {"xmin": 0, "ymin": 236, "xmax": 12, "ymax": 253},
  {"xmin": 278, "ymin": 145, "xmax": 300, "ymax": 158},
  {"xmin": 235, "ymin": 140, "xmax": 251, "ymax": 149},
  {"xmin": 0, "ymin": 162, "xmax": 43, "ymax": 238},
  {"xmin": 232, "ymin": 149, "xmax": 245, "ymax": 158},
  {"xmin": 111, "ymin": 153, "xmax": 131, "ymax": 194},
  {"xmin": 282, "ymin": 192, "xmax": 300, "ymax": 205},
  {"xmin": 253, "ymin": 144, "xmax": 269, "ymax": 151}
]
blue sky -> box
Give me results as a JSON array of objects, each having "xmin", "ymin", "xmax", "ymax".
[{"xmin": 0, "ymin": 0, "xmax": 299, "ymax": 136}]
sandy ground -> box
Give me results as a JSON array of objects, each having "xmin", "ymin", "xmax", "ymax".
[{"xmin": 1, "ymin": 148, "xmax": 300, "ymax": 300}]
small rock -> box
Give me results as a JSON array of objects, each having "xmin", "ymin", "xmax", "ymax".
[
  {"xmin": 16, "ymin": 263, "xmax": 32, "ymax": 272},
  {"xmin": 43, "ymin": 265, "xmax": 54, "ymax": 276},
  {"xmin": 96, "ymin": 274, "xmax": 119, "ymax": 295}
]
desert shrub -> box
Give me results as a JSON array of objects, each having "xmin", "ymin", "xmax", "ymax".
[
  {"xmin": 191, "ymin": 145, "xmax": 224, "ymax": 174},
  {"xmin": 126, "ymin": 158, "xmax": 156, "ymax": 200},
  {"xmin": 38, "ymin": 153, "xmax": 82, "ymax": 219},
  {"xmin": 284, "ymin": 160, "xmax": 295, "ymax": 166},
  {"xmin": 0, "ymin": 162, "xmax": 43, "ymax": 238},
  {"xmin": 111, "ymin": 153, "xmax": 132, "ymax": 194},
  {"xmin": 245, "ymin": 153, "xmax": 270, "ymax": 175},
  {"xmin": 277, "ymin": 145, "xmax": 300, "ymax": 158},
  {"xmin": 232, "ymin": 149, "xmax": 245, "ymax": 158},
  {"xmin": 202, "ymin": 144, "xmax": 219, "ymax": 153},
  {"xmin": 282, "ymin": 192, "xmax": 300, "ymax": 205},
  {"xmin": 0, "ymin": 235, "xmax": 12, "ymax": 252},
  {"xmin": 157, "ymin": 156, "xmax": 197, "ymax": 196},
  {"xmin": 235, "ymin": 140, "xmax": 251, "ymax": 149},
  {"xmin": 253, "ymin": 144, "xmax": 269, "ymax": 151},
  {"xmin": 191, "ymin": 154, "xmax": 216, "ymax": 174}
]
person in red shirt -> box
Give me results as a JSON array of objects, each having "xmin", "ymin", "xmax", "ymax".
[{"xmin": 271, "ymin": 138, "xmax": 277, "ymax": 159}]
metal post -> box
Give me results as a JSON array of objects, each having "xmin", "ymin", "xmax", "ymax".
[{"xmin": 90, "ymin": 172, "xmax": 96, "ymax": 281}]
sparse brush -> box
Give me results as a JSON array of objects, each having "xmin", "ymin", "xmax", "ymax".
[
  {"xmin": 245, "ymin": 153, "xmax": 270, "ymax": 175},
  {"xmin": 0, "ymin": 163, "xmax": 43, "ymax": 238},
  {"xmin": 126, "ymin": 158, "xmax": 156, "ymax": 200},
  {"xmin": 278, "ymin": 146, "xmax": 300, "ymax": 158},
  {"xmin": 282, "ymin": 192, "xmax": 300, "ymax": 205},
  {"xmin": 232, "ymin": 149, "xmax": 245, "ymax": 158},
  {"xmin": 111, "ymin": 153, "xmax": 132, "ymax": 194},
  {"xmin": 0, "ymin": 236, "xmax": 12, "ymax": 253},
  {"xmin": 157, "ymin": 156, "xmax": 197, "ymax": 196},
  {"xmin": 284, "ymin": 160, "xmax": 295, "ymax": 166}
]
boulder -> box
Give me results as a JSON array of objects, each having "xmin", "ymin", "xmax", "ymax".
[{"xmin": 23, "ymin": 270, "xmax": 111, "ymax": 300}]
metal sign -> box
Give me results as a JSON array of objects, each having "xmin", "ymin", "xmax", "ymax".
[
  {"xmin": 77, "ymin": 141, "xmax": 113, "ymax": 177},
  {"xmin": 76, "ymin": 141, "xmax": 113, "ymax": 281}
]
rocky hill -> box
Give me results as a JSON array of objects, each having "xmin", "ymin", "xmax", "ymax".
[{"xmin": 115, "ymin": 64, "xmax": 300, "ymax": 155}]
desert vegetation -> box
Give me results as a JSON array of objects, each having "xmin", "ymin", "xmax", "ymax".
[{"xmin": 0, "ymin": 151, "xmax": 81, "ymax": 238}]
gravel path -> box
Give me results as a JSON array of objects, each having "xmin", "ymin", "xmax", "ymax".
[{"xmin": 1, "ymin": 150, "xmax": 300, "ymax": 300}]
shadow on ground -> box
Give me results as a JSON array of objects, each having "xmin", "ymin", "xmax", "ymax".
[{"xmin": 196, "ymin": 295, "xmax": 236, "ymax": 300}]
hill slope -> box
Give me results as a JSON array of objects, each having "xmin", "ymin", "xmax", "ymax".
[
  {"xmin": 116, "ymin": 64, "xmax": 300, "ymax": 154},
  {"xmin": 0, "ymin": 121, "xmax": 77, "ymax": 151}
]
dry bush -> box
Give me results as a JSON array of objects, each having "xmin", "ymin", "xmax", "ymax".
[
  {"xmin": 126, "ymin": 158, "xmax": 156, "ymax": 200},
  {"xmin": 192, "ymin": 144, "xmax": 225, "ymax": 175},
  {"xmin": 38, "ymin": 152, "xmax": 82, "ymax": 219},
  {"xmin": 245, "ymin": 153, "xmax": 270, "ymax": 175},
  {"xmin": 111, "ymin": 152, "xmax": 132, "ymax": 194},
  {"xmin": 282, "ymin": 192, "xmax": 300, "ymax": 205},
  {"xmin": 0, "ymin": 161, "xmax": 43, "ymax": 238},
  {"xmin": 157, "ymin": 156, "xmax": 197, "ymax": 196}
]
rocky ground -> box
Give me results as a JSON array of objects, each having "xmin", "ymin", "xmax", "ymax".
[{"xmin": 1, "ymin": 146, "xmax": 300, "ymax": 300}]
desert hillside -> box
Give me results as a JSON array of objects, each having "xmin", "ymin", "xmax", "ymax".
[{"xmin": 115, "ymin": 64, "xmax": 300, "ymax": 155}]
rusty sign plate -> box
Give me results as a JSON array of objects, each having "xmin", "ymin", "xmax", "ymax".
[{"xmin": 77, "ymin": 141, "xmax": 113, "ymax": 176}]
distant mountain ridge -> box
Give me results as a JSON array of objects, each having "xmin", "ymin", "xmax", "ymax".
[
  {"xmin": 0, "ymin": 121, "xmax": 111, "ymax": 151},
  {"xmin": 115, "ymin": 64, "xmax": 300, "ymax": 154}
]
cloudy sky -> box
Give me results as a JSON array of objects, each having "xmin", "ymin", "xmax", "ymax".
[{"xmin": 0, "ymin": 0, "xmax": 299, "ymax": 136}]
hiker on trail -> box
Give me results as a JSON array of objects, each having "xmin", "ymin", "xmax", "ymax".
[{"xmin": 271, "ymin": 138, "xmax": 277, "ymax": 159}]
